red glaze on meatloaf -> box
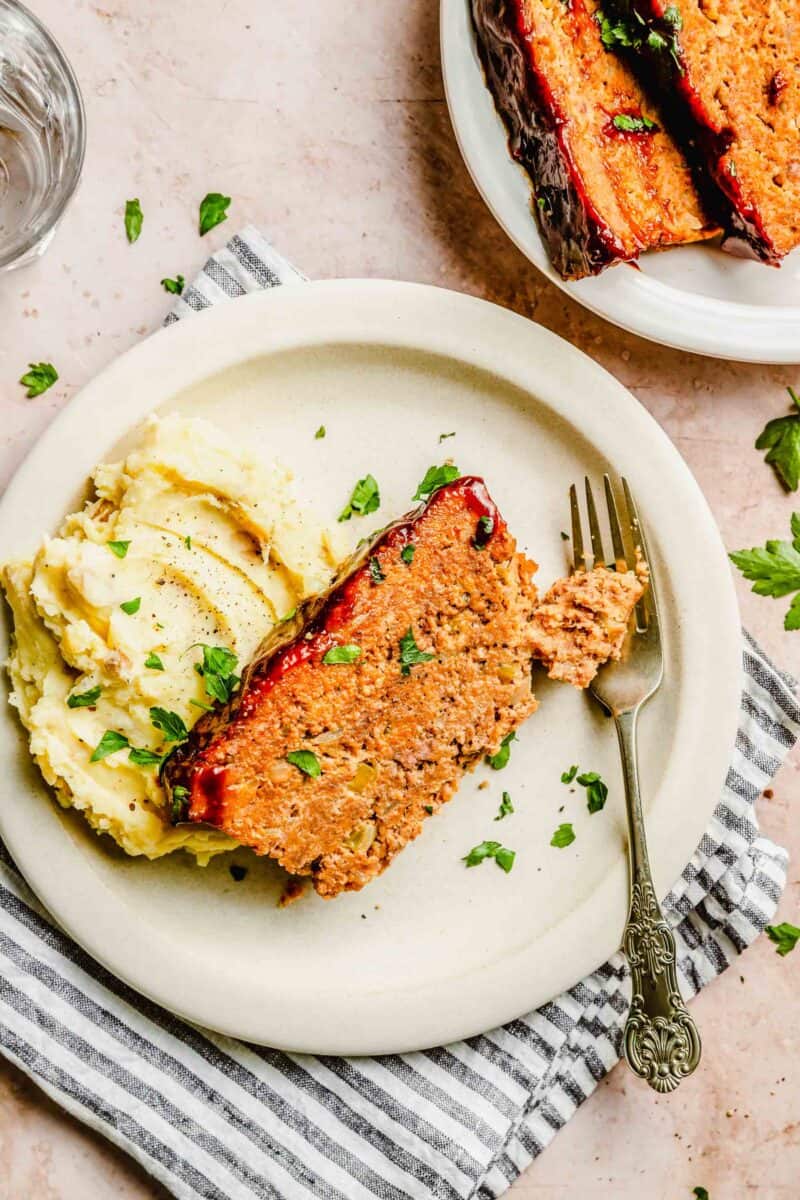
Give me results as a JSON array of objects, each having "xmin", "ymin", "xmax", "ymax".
[{"xmin": 472, "ymin": 0, "xmax": 717, "ymax": 278}]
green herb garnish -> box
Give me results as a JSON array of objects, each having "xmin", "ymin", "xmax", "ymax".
[
  {"xmin": 577, "ymin": 771, "xmax": 608, "ymax": 814},
  {"xmin": 463, "ymin": 840, "xmax": 515, "ymax": 873},
  {"xmin": 107, "ymin": 540, "xmax": 130, "ymax": 558},
  {"xmin": 171, "ymin": 784, "xmax": 189, "ymax": 821},
  {"xmin": 193, "ymin": 643, "xmax": 239, "ymax": 704},
  {"xmin": 413, "ymin": 463, "xmax": 461, "ymax": 501},
  {"xmin": 198, "ymin": 192, "xmax": 231, "ymax": 236},
  {"xmin": 144, "ymin": 652, "xmax": 164, "ymax": 671},
  {"xmin": 729, "ymin": 513, "xmax": 800, "ymax": 630},
  {"xmin": 124, "ymin": 198, "xmax": 143, "ymax": 243},
  {"xmin": 472, "ymin": 515, "xmax": 494, "ymax": 549},
  {"xmin": 120, "ymin": 597, "xmax": 141, "ymax": 615},
  {"xmin": 161, "ymin": 274, "xmax": 185, "ymax": 295},
  {"xmin": 561, "ymin": 764, "xmax": 578, "ymax": 784},
  {"xmin": 286, "ymin": 749, "xmax": 322, "ymax": 778},
  {"xmin": 438, "ymin": 432, "xmax": 456, "ymax": 443},
  {"xmin": 495, "ymin": 791, "xmax": 514, "ymax": 820},
  {"xmin": 339, "ymin": 474, "xmax": 380, "ymax": 521},
  {"xmin": 90, "ymin": 730, "xmax": 129, "ymax": 762},
  {"xmin": 486, "ymin": 731, "xmax": 516, "ymax": 770},
  {"xmin": 612, "ymin": 113, "xmax": 658, "ymax": 134},
  {"xmin": 128, "ymin": 747, "xmax": 164, "ymax": 767},
  {"xmin": 67, "ymin": 685, "xmax": 101, "ymax": 709},
  {"xmin": 184, "ymin": 534, "xmax": 192, "ymax": 549},
  {"xmin": 190, "ymin": 699, "xmax": 215, "ymax": 711},
  {"xmin": 399, "ymin": 627, "xmax": 435, "ymax": 676},
  {"xmin": 423, "ymin": 804, "xmax": 434, "ymax": 814},
  {"xmin": 764, "ymin": 922, "xmax": 800, "ymax": 956},
  {"xmin": 692, "ymin": 1189, "xmax": 709, "ymax": 1200},
  {"xmin": 149, "ymin": 707, "xmax": 188, "ymax": 743},
  {"xmin": 369, "ymin": 556, "xmax": 386, "ymax": 584},
  {"xmin": 551, "ymin": 823, "xmax": 576, "ymax": 848},
  {"xmin": 323, "ymin": 644, "xmax": 361, "ymax": 665},
  {"xmin": 19, "ymin": 362, "xmax": 58, "ymax": 397},
  {"xmin": 756, "ymin": 387, "xmax": 800, "ymax": 491},
  {"xmin": 315, "ymin": 425, "xmax": 326, "ymax": 439}
]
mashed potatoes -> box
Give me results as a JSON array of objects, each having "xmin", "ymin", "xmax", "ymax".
[{"xmin": 2, "ymin": 414, "xmax": 340, "ymax": 864}]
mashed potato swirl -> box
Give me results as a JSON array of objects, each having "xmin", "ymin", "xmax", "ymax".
[{"xmin": 2, "ymin": 414, "xmax": 340, "ymax": 864}]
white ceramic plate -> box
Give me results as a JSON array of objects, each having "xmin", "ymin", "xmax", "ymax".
[
  {"xmin": 0, "ymin": 281, "xmax": 741, "ymax": 1054},
  {"xmin": 441, "ymin": 0, "xmax": 800, "ymax": 363}
]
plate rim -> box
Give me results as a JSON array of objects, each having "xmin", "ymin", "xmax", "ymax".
[
  {"xmin": 440, "ymin": 0, "xmax": 800, "ymax": 364},
  {"xmin": 0, "ymin": 279, "xmax": 742, "ymax": 1053}
]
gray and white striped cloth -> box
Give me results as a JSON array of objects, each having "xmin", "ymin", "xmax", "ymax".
[{"xmin": 1, "ymin": 227, "xmax": 798, "ymax": 1200}]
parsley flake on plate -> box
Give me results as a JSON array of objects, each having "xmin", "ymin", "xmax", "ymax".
[
  {"xmin": 486, "ymin": 730, "xmax": 516, "ymax": 770},
  {"xmin": 124, "ymin": 198, "xmax": 143, "ymax": 243},
  {"xmin": 399, "ymin": 627, "xmax": 435, "ymax": 676},
  {"xmin": 90, "ymin": 730, "xmax": 129, "ymax": 762},
  {"xmin": 107, "ymin": 540, "xmax": 130, "ymax": 558},
  {"xmin": 144, "ymin": 652, "xmax": 164, "ymax": 671},
  {"xmin": 199, "ymin": 192, "xmax": 231, "ymax": 236},
  {"xmin": 400, "ymin": 544, "xmax": 416, "ymax": 566},
  {"xmin": 756, "ymin": 387, "xmax": 800, "ymax": 491},
  {"xmin": 577, "ymin": 770, "xmax": 609, "ymax": 813},
  {"xmin": 286, "ymin": 749, "xmax": 322, "ymax": 778},
  {"xmin": 413, "ymin": 463, "xmax": 460, "ymax": 501},
  {"xmin": 764, "ymin": 921, "xmax": 800, "ymax": 956},
  {"xmin": 315, "ymin": 425, "xmax": 326, "ymax": 439},
  {"xmin": 120, "ymin": 597, "xmax": 141, "ymax": 615},
  {"xmin": 438, "ymin": 432, "xmax": 456, "ymax": 443},
  {"xmin": 463, "ymin": 840, "xmax": 515, "ymax": 873},
  {"xmin": 323, "ymin": 644, "xmax": 361, "ymax": 665},
  {"xmin": 729, "ymin": 513, "xmax": 800, "ymax": 630},
  {"xmin": 612, "ymin": 113, "xmax": 658, "ymax": 134},
  {"xmin": 19, "ymin": 362, "xmax": 58, "ymax": 397},
  {"xmin": 128, "ymin": 746, "xmax": 164, "ymax": 767},
  {"xmin": 692, "ymin": 1189, "xmax": 709, "ymax": 1200},
  {"xmin": 495, "ymin": 791, "xmax": 514, "ymax": 820},
  {"xmin": 561, "ymin": 764, "xmax": 578, "ymax": 784},
  {"xmin": 67, "ymin": 685, "xmax": 101, "ymax": 709},
  {"xmin": 339, "ymin": 474, "xmax": 380, "ymax": 521},
  {"xmin": 161, "ymin": 274, "xmax": 185, "ymax": 295},
  {"xmin": 149, "ymin": 707, "xmax": 188, "ymax": 743},
  {"xmin": 551, "ymin": 822, "xmax": 576, "ymax": 848},
  {"xmin": 369, "ymin": 556, "xmax": 386, "ymax": 584}
]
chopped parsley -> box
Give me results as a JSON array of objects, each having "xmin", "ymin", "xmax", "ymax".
[
  {"xmin": 577, "ymin": 770, "xmax": 609, "ymax": 814},
  {"xmin": 729, "ymin": 512, "xmax": 800, "ymax": 630},
  {"xmin": 692, "ymin": 1189, "xmax": 710, "ymax": 1200},
  {"xmin": 190, "ymin": 698, "xmax": 215, "ymax": 711},
  {"xmin": 561, "ymin": 764, "xmax": 578, "ymax": 784},
  {"xmin": 399, "ymin": 627, "xmax": 435, "ymax": 676},
  {"xmin": 323, "ymin": 644, "xmax": 361, "ymax": 665},
  {"xmin": 144, "ymin": 652, "xmax": 164, "ymax": 670},
  {"xmin": 486, "ymin": 731, "xmax": 516, "ymax": 770},
  {"xmin": 339, "ymin": 474, "xmax": 380, "ymax": 521},
  {"xmin": 472, "ymin": 514, "xmax": 494, "ymax": 550},
  {"xmin": 495, "ymin": 791, "xmax": 514, "ymax": 820},
  {"xmin": 413, "ymin": 463, "xmax": 460, "ymax": 501},
  {"xmin": 551, "ymin": 822, "xmax": 576, "ymax": 848},
  {"xmin": 286, "ymin": 749, "xmax": 322, "ymax": 778},
  {"xmin": 765, "ymin": 921, "xmax": 800, "ymax": 956},
  {"xmin": 369, "ymin": 556, "xmax": 386, "ymax": 584},
  {"xmin": 198, "ymin": 191, "xmax": 231, "ymax": 236},
  {"xmin": 728, "ymin": 160, "xmax": 737, "ymax": 178},
  {"xmin": 19, "ymin": 362, "xmax": 58, "ymax": 397},
  {"xmin": 67, "ymin": 685, "xmax": 101, "ymax": 709},
  {"xmin": 229, "ymin": 864, "xmax": 248, "ymax": 882},
  {"xmin": 595, "ymin": 7, "xmax": 683, "ymax": 70},
  {"xmin": 171, "ymin": 784, "xmax": 189, "ymax": 821},
  {"xmin": 423, "ymin": 804, "xmax": 434, "ymax": 814},
  {"xmin": 281, "ymin": 606, "xmax": 297, "ymax": 623},
  {"xmin": 107, "ymin": 540, "xmax": 130, "ymax": 558},
  {"xmin": 612, "ymin": 113, "xmax": 658, "ymax": 133},
  {"xmin": 161, "ymin": 274, "xmax": 185, "ymax": 295},
  {"xmin": 400, "ymin": 544, "xmax": 416, "ymax": 566},
  {"xmin": 120, "ymin": 597, "xmax": 141, "ymax": 615},
  {"xmin": 128, "ymin": 746, "xmax": 164, "ymax": 767},
  {"xmin": 438, "ymin": 432, "xmax": 456, "ymax": 443},
  {"xmin": 315, "ymin": 425, "xmax": 326, "ymax": 439},
  {"xmin": 463, "ymin": 840, "xmax": 515, "ymax": 873},
  {"xmin": 124, "ymin": 198, "xmax": 143, "ymax": 243},
  {"xmin": 184, "ymin": 534, "xmax": 192, "ymax": 549},
  {"xmin": 193, "ymin": 643, "xmax": 239, "ymax": 704},
  {"xmin": 149, "ymin": 707, "xmax": 188, "ymax": 743},
  {"xmin": 90, "ymin": 730, "xmax": 129, "ymax": 762},
  {"xmin": 756, "ymin": 387, "xmax": 800, "ymax": 491}
]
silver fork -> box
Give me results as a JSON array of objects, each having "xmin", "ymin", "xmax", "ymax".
[{"xmin": 569, "ymin": 475, "xmax": 701, "ymax": 1093}]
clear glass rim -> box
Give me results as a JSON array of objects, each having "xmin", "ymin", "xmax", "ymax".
[{"xmin": 0, "ymin": 0, "xmax": 87, "ymax": 269}]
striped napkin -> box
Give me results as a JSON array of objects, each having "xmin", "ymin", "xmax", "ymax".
[{"xmin": 1, "ymin": 227, "xmax": 798, "ymax": 1200}]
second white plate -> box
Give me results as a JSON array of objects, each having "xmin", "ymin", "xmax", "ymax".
[{"xmin": 441, "ymin": 0, "xmax": 800, "ymax": 362}]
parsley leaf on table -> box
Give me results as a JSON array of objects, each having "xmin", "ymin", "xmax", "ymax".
[
  {"xmin": 124, "ymin": 198, "xmax": 143, "ymax": 243},
  {"xmin": 19, "ymin": 362, "xmax": 58, "ymax": 397},
  {"xmin": 128, "ymin": 746, "xmax": 164, "ymax": 767},
  {"xmin": 144, "ymin": 652, "xmax": 164, "ymax": 671},
  {"xmin": 161, "ymin": 274, "xmax": 185, "ymax": 295},
  {"xmin": 463, "ymin": 840, "xmax": 515, "ymax": 872},
  {"xmin": 756, "ymin": 387, "xmax": 800, "ymax": 491},
  {"xmin": 764, "ymin": 922, "xmax": 800, "ymax": 956},
  {"xmin": 495, "ymin": 791, "xmax": 514, "ymax": 820},
  {"xmin": 323, "ymin": 644, "xmax": 361, "ymax": 665},
  {"xmin": 339, "ymin": 474, "xmax": 380, "ymax": 521},
  {"xmin": 729, "ymin": 513, "xmax": 800, "ymax": 630},
  {"xmin": 400, "ymin": 544, "xmax": 416, "ymax": 566},
  {"xmin": 199, "ymin": 192, "xmax": 231, "ymax": 236},
  {"xmin": 551, "ymin": 822, "xmax": 576, "ymax": 848}
]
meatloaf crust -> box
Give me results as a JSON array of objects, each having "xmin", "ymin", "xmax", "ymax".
[
  {"xmin": 472, "ymin": 0, "xmax": 716, "ymax": 278},
  {"xmin": 601, "ymin": 0, "xmax": 800, "ymax": 262}
]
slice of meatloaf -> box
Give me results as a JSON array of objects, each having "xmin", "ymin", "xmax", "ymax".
[
  {"xmin": 472, "ymin": 0, "xmax": 717, "ymax": 278},
  {"xmin": 600, "ymin": 0, "xmax": 800, "ymax": 262},
  {"xmin": 529, "ymin": 566, "xmax": 645, "ymax": 688}
]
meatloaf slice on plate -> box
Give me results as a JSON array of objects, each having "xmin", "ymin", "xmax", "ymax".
[
  {"xmin": 600, "ymin": 0, "xmax": 800, "ymax": 262},
  {"xmin": 163, "ymin": 477, "xmax": 644, "ymax": 898},
  {"xmin": 472, "ymin": 0, "xmax": 717, "ymax": 278}
]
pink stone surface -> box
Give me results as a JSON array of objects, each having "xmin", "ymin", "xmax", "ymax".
[{"xmin": 0, "ymin": 1, "xmax": 798, "ymax": 1197}]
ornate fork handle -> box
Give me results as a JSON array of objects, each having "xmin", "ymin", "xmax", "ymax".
[{"xmin": 616, "ymin": 708, "xmax": 702, "ymax": 1093}]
